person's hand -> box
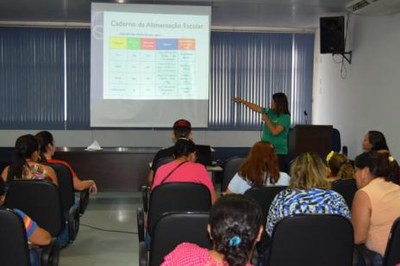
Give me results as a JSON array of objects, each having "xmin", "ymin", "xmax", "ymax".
[
  {"xmin": 233, "ymin": 97, "xmax": 243, "ymax": 104},
  {"xmin": 89, "ymin": 182, "xmax": 98, "ymax": 194},
  {"xmin": 262, "ymin": 112, "xmax": 270, "ymax": 123}
]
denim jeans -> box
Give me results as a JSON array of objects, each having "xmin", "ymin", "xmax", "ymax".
[
  {"xmin": 357, "ymin": 249, "xmax": 383, "ymax": 266},
  {"xmin": 30, "ymin": 247, "xmax": 42, "ymax": 266}
]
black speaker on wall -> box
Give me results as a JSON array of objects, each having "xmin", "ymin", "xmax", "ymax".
[{"xmin": 320, "ymin": 16, "xmax": 345, "ymax": 54}]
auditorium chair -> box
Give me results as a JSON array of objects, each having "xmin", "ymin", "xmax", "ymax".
[
  {"xmin": 48, "ymin": 163, "xmax": 81, "ymax": 241},
  {"xmin": 142, "ymin": 156, "xmax": 175, "ymax": 213},
  {"xmin": 331, "ymin": 178, "xmax": 358, "ymax": 209},
  {"xmin": 137, "ymin": 182, "xmax": 211, "ymax": 242},
  {"xmin": 221, "ymin": 156, "xmax": 245, "ymax": 192},
  {"xmin": 267, "ymin": 214, "xmax": 353, "ymax": 266},
  {"xmin": 139, "ymin": 212, "xmax": 210, "ymax": 266},
  {"xmin": 4, "ymin": 180, "xmax": 68, "ymax": 248},
  {"xmin": 244, "ymin": 186, "xmax": 287, "ymax": 221},
  {"xmin": 383, "ymin": 217, "xmax": 400, "ymax": 266},
  {"xmin": 0, "ymin": 207, "xmax": 60, "ymax": 266},
  {"xmin": 47, "ymin": 163, "xmax": 90, "ymax": 215},
  {"xmin": 244, "ymin": 185, "xmax": 287, "ymax": 265}
]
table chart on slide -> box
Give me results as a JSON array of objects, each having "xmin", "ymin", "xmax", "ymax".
[{"xmin": 106, "ymin": 37, "xmax": 196, "ymax": 99}]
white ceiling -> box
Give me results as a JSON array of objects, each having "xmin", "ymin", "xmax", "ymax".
[
  {"xmin": 0, "ymin": 0, "xmax": 349, "ymax": 29},
  {"xmin": 1, "ymin": 0, "xmax": 400, "ymax": 29}
]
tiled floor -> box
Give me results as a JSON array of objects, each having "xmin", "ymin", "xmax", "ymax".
[{"xmin": 60, "ymin": 192, "xmax": 141, "ymax": 266}]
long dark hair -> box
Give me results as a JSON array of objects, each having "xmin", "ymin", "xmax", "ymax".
[
  {"xmin": 272, "ymin": 92, "xmax": 290, "ymax": 117},
  {"xmin": 7, "ymin": 134, "xmax": 39, "ymax": 182},
  {"xmin": 210, "ymin": 194, "xmax": 262, "ymax": 266},
  {"xmin": 354, "ymin": 151, "xmax": 391, "ymax": 182},
  {"xmin": 35, "ymin": 131, "xmax": 54, "ymax": 162},
  {"xmin": 367, "ymin": 131, "xmax": 389, "ymax": 151},
  {"xmin": 366, "ymin": 131, "xmax": 399, "ymax": 183}
]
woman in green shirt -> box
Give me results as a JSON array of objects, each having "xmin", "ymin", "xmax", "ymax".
[{"xmin": 234, "ymin": 92, "xmax": 290, "ymax": 172}]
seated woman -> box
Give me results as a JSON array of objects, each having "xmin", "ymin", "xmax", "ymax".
[
  {"xmin": 326, "ymin": 151, "xmax": 354, "ymax": 182},
  {"xmin": 0, "ymin": 176, "xmax": 51, "ymax": 266},
  {"xmin": 225, "ymin": 141, "xmax": 290, "ymax": 195},
  {"xmin": 352, "ymin": 151, "xmax": 400, "ymax": 264},
  {"xmin": 161, "ymin": 194, "xmax": 263, "ymax": 266},
  {"xmin": 1, "ymin": 134, "xmax": 58, "ymax": 186},
  {"xmin": 35, "ymin": 131, "xmax": 97, "ymax": 193},
  {"xmin": 151, "ymin": 138, "xmax": 217, "ymax": 203},
  {"xmin": 362, "ymin": 130, "xmax": 400, "ymax": 184},
  {"xmin": 266, "ymin": 152, "xmax": 350, "ymax": 237}
]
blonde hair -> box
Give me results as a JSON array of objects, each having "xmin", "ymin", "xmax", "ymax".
[
  {"xmin": 327, "ymin": 152, "xmax": 354, "ymax": 180},
  {"xmin": 289, "ymin": 153, "xmax": 330, "ymax": 190}
]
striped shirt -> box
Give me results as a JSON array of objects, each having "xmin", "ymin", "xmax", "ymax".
[{"xmin": 266, "ymin": 188, "xmax": 350, "ymax": 236}]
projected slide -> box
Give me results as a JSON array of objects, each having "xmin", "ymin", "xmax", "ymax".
[
  {"xmin": 106, "ymin": 37, "xmax": 196, "ymax": 99},
  {"xmin": 103, "ymin": 12, "xmax": 207, "ymax": 100},
  {"xmin": 91, "ymin": 4, "xmax": 211, "ymax": 128}
]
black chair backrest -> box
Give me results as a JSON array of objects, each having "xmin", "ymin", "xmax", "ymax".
[
  {"xmin": 0, "ymin": 208, "xmax": 31, "ymax": 266},
  {"xmin": 268, "ymin": 214, "xmax": 354, "ymax": 266},
  {"xmin": 221, "ymin": 156, "xmax": 245, "ymax": 192},
  {"xmin": 4, "ymin": 180, "xmax": 65, "ymax": 236},
  {"xmin": 150, "ymin": 212, "xmax": 210, "ymax": 266},
  {"xmin": 148, "ymin": 182, "xmax": 211, "ymax": 235},
  {"xmin": 384, "ymin": 216, "xmax": 400, "ymax": 266},
  {"xmin": 48, "ymin": 163, "xmax": 75, "ymax": 210},
  {"xmin": 244, "ymin": 186, "xmax": 287, "ymax": 224},
  {"xmin": 332, "ymin": 128, "xmax": 341, "ymax": 152},
  {"xmin": 331, "ymin": 178, "xmax": 357, "ymax": 209}
]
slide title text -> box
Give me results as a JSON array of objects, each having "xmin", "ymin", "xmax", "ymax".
[{"xmin": 110, "ymin": 21, "xmax": 204, "ymax": 30}]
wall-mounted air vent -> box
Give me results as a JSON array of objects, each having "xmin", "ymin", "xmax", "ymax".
[{"xmin": 346, "ymin": 0, "xmax": 400, "ymax": 15}]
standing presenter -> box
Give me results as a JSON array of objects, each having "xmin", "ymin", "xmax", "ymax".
[{"xmin": 234, "ymin": 92, "xmax": 290, "ymax": 172}]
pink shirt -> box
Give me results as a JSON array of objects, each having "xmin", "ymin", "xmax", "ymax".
[
  {"xmin": 151, "ymin": 161, "xmax": 215, "ymax": 195},
  {"xmin": 161, "ymin": 242, "xmax": 253, "ymax": 266}
]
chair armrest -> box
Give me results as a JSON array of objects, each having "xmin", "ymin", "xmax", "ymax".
[
  {"xmin": 41, "ymin": 238, "xmax": 60, "ymax": 266},
  {"xmin": 139, "ymin": 241, "xmax": 148, "ymax": 266},
  {"xmin": 78, "ymin": 189, "xmax": 90, "ymax": 215},
  {"xmin": 137, "ymin": 207, "xmax": 145, "ymax": 242},
  {"xmin": 142, "ymin": 186, "xmax": 150, "ymax": 213},
  {"xmin": 68, "ymin": 205, "xmax": 80, "ymax": 242}
]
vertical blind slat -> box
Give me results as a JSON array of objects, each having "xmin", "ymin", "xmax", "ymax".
[
  {"xmin": 209, "ymin": 31, "xmax": 314, "ymax": 129},
  {"xmin": 0, "ymin": 28, "xmax": 313, "ymax": 130},
  {"xmin": 0, "ymin": 27, "xmax": 64, "ymax": 129}
]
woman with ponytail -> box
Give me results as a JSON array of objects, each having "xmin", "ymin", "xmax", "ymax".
[
  {"xmin": 326, "ymin": 151, "xmax": 354, "ymax": 182},
  {"xmin": 161, "ymin": 194, "xmax": 263, "ymax": 266},
  {"xmin": 35, "ymin": 131, "xmax": 97, "ymax": 193},
  {"xmin": 1, "ymin": 134, "xmax": 58, "ymax": 186}
]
